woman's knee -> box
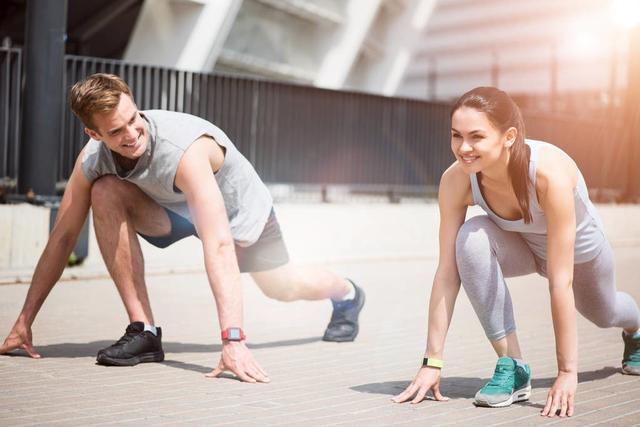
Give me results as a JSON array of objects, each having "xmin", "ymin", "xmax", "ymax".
[
  {"xmin": 577, "ymin": 303, "xmax": 617, "ymax": 328},
  {"xmin": 587, "ymin": 313, "xmax": 616, "ymax": 329},
  {"xmin": 456, "ymin": 216, "xmax": 496, "ymax": 261}
]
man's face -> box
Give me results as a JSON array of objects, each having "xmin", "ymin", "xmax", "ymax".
[{"xmin": 85, "ymin": 93, "xmax": 148, "ymax": 160}]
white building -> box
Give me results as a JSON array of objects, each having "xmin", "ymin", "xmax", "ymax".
[
  {"xmin": 400, "ymin": 0, "xmax": 634, "ymax": 107},
  {"xmin": 124, "ymin": 0, "xmax": 436, "ymax": 96},
  {"xmin": 123, "ymin": 0, "xmax": 637, "ymax": 106}
]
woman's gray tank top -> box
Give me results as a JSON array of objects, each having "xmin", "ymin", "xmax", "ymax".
[
  {"xmin": 81, "ymin": 110, "xmax": 273, "ymax": 247},
  {"xmin": 469, "ymin": 139, "xmax": 606, "ymax": 263}
]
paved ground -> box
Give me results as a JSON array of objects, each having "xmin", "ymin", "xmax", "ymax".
[{"xmin": 1, "ymin": 203, "xmax": 640, "ymax": 426}]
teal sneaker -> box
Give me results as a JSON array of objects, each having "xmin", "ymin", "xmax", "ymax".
[
  {"xmin": 622, "ymin": 331, "xmax": 640, "ymax": 375},
  {"xmin": 474, "ymin": 357, "xmax": 531, "ymax": 407}
]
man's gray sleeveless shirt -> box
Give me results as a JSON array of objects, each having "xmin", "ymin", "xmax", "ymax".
[{"xmin": 81, "ymin": 110, "xmax": 273, "ymax": 247}]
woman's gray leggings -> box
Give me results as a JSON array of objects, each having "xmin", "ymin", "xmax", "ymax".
[{"xmin": 455, "ymin": 215, "xmax": 640, "ymax": 341}]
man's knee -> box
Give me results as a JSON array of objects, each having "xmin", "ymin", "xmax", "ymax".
[
  {"xmin": 91, "ymin": 175, "xmax": 126, "ymax": 208},
  {"xmin": 264, "ymin": 286, "xmax": 298, "ymax": 302},
  {"xmin": 253, "ymin": 270, "xmax": 299, "ymax": 302}
]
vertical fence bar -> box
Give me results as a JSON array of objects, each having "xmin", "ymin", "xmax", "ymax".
[
  {"xmin": 12, "ymin": 48, "xmax": 21, "ymax": 182},
  {"xmin": 1, "ymin": 48, "xmax": 10, "ymax": 177},
  {"xmin": 19, "ymin": 0, "xmax": 67, "ymax": 195}
]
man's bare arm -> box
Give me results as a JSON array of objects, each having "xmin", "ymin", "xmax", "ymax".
[
  {"xmin": 0, "ymin": 150, "xmax": 92, "ymax": 357},
  {"xmin": 175, "ymin": 136, "xmax": 269, "ymax": 383}
]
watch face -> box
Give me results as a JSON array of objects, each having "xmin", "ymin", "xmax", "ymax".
[{"xmin": 229, "ymin": 328, "xmax": 241, "ymax": 340}]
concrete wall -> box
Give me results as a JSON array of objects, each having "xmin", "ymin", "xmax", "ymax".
[
  {"xmin": 0, "ymin": 204, "xmax": 50, "ymax": 272},
  {"xmin": 2, "ymin": 201, "xmax": 640, "ymax": 284}
]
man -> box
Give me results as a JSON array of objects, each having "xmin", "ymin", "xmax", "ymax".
[{"xmin": 0, "ymin": 73, "xmax": 365, "ymax": 382}]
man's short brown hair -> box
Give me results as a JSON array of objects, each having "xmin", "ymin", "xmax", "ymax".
[{"xmin": 69, "ymin": 73, "xmax": 133, "ymax": 131}]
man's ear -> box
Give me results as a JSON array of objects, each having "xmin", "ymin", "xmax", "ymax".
[{"xmin": 84, "ymin": 127, "xmax": 101, "ymax": 141}]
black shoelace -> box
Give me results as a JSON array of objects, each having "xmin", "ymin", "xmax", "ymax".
[{"xmin": 112, "ymin": 327, "xmax": 140, "ymax": 346}]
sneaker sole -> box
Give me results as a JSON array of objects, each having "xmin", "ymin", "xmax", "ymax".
[
  {"xmin": 322, "ymin": 287, "xmax": 366, "ymax": 343},
  {"xmin": 96, "ymin": 351, "xmax": 165, "ymax": 367},
  {"xmin": 474, "ymin": 384, "xmax": 531, "ymax": 408},
  {"xmin": 622, "ymin": 365, "xmax": 640, "ymax": 375}
]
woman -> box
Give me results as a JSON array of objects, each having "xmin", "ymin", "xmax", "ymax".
[{"xmin": 391, "ymin": 87, "xmax": 640, "ymax": 417}]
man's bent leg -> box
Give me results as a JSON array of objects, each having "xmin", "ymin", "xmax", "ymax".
[
  {"xmin": 91, "ymin": 175, "xmax": 171, "ymax": 324},
  {"xmin": 91, "ymin": 175, "xmax": 170, "ymax": 365}
]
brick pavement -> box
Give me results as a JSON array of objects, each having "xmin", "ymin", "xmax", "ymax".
[{"xmin": 1, "ymin": 204, "xmax": 640, "ymax": 426}]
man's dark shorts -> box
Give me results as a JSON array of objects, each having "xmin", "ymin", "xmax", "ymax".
[{"xmin": 138, "ymin": 208, "xmax": 290, "ymax": 273}]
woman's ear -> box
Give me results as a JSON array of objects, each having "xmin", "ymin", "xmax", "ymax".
[{"xmin": 504, "ymin": 127, "xmax": 518, "ymax": 148}]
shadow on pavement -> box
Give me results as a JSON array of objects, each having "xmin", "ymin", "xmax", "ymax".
[
  {"xmin": 161, "ymin": 361, "xmax": 251, "ymax": 379},
  {"xmin": 1, "ymin": 336, "xmax": 322, "ymax": 358},
  {"xmin": 350, "ymin": 378, "xmax": 486, "ymax": 399},
  {"xmin": 351, "ymin": 366, "xmax": 620, "ymax": 399},
  {"xmin": 161, "ymin": 359, "xmax": 213, "ymax": 375}
]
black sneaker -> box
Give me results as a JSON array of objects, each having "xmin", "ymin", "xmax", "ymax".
[
  {"xmin": 323, "ymin": 280, "xmax": 365, "ymax": 342},
  {"xmin": 96, "ymin": 322, "xmax": 164, "ymax": 366}
]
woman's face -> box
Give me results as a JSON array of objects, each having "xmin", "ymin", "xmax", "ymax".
[{"xmin": 450, "ymin": 106, "xmax": 514, "ymax": 175}]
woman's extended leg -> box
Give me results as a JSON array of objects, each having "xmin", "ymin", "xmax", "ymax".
[{"xmin": 570, "ymin": 242, "xmax": 640, "ymax": 374}]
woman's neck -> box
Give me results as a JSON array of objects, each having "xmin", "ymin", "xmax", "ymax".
[{"xmin": 479, "ymin": 148, "xmax": 511, "ymax": 188}]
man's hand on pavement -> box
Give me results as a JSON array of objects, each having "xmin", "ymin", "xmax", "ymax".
[
  {"xmin": 0, "ymin": 322, "xmax": 40, "ymax": 358},
  {"xmin": 206, "ymin": 341, "xmax": 269, "ymax": 383}
]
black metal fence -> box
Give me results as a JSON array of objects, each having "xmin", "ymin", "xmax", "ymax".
[
  {"xmin": 0, "ymin": 47, "xmax": 21, "ymax": 186},
  {"xmin": 62, "ymin": 55, "xmax": 453, "ymax": 190},
  {"xmin": 525, "ymin": 112, "xmax": 627, "ymax": 195},
  {"xmin": 0, "ymin": 50, "xmax": 634, "ymax": 199}
]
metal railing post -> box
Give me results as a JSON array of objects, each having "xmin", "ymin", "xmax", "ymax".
[{"xmin": 19, "ymin": 0, "xmax": 68, "ymax": 196}]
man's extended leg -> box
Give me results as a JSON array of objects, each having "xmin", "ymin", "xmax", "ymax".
[
  {"xmin": 90, "ymin": 175, "xmax": 172, "ymax": 365},
  {"xmin": 251, "ymin": 264, "xmax": 365, "ymax": 342},
  {"xmin": 250, "ymin": 264, "xmax": 351, "ymax": 302}
]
